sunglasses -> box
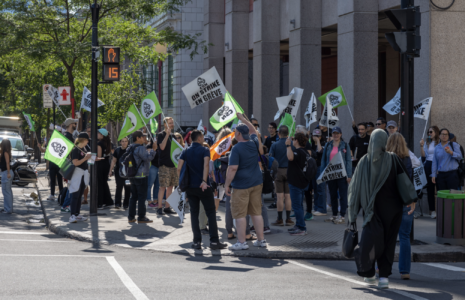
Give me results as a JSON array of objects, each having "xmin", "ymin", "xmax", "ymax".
[
  {"xmin": 375, "ymin": 123, "xmax": 382, "ymax": 126},
  {"xmin": 176, "ymin": 137, "xmax": 182, "ymax": 140},
  {"xmin": 428, "ymin": 131, "xmax": 433, "ymax": 134}
]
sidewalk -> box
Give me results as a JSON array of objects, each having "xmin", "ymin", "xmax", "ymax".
[{"xmin": 36, "ymin": 168, "xmax": 465, "ymax": 261}]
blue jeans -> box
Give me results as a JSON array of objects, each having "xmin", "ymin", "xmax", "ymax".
[
  {"xmin": 62, "ymin": 190, "xmax": 71, "ymax": 208},
  {"xmin": 289, "ymin": 183, "xmax": 309, "ymax": 230},
  {"xmin": 1, "ymin": 170, "xmax": 13, "ymax": 213},
  {"xmin": 399, "ymin": 206, "xmax": 413, "ymax": 274},
  {"xmin": 128, "ymin": 177, "xmax": 148, "ymax": 220},
  {"xmin": 313, "ymin": 167, "xmax": 327, "ymax": 213},
  {"xmin": 146, "ymin": 165, "xmax": 160, "ymax": 201},
  {"xmin": 327, "ymin": 177, "xmax": 348, "ymax": 217}
]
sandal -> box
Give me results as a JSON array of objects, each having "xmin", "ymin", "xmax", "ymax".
[
  {"xmin": 228, "ymin": 234, "xmax": 236, "ymax": 240},
  {"xmin": 246, "ymin": 234, "xmax": 257, "ymax": 241}
]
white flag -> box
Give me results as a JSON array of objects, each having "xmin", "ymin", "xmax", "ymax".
[
  {"xmin": 304, "ymin": 93, "xmax": 318, "ymax": 128},
  {"xmin": 413, "ymin": 97, "xmax": 433, "ymax": 121},
  {"xmin": 197, "ymin": 119, "xmax": 205, "ymax": 134},
  {"xmin": 273, "ymin": 87, "xmax": 304, "ymax": 120},
  {"xmin": 383, "ymin": 88, "xmax": 401, "ymax": 115},
  {"xmin": 46, "ymin": 85, "xmax": 61, "ymax": 107},
  {"xmin": 319, "ymin": 95, "xmax": 339, "ymax": 129},
  {"xmin": 166, "ymin": 188, "xmax": 186, "ymax": 224},
  {"xmin": 80, "ymin": 87, "xmax": 104, "ymax": 112},
  {"xmin": 317, "ymin": 152, "xmax": 347, "ymax": 184},
  {"xmin": 413, "ymin": 164, "xmax": 428, "ymax": 191}
]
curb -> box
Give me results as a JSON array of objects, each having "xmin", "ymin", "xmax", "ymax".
[{"xmin": 35, "ymin": 184, "xmax": 465, "ymax": 262}]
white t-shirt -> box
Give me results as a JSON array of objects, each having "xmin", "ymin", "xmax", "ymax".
[{"xmin": 424, "ymin": 142, "xmax": 436, "ymax": 161}]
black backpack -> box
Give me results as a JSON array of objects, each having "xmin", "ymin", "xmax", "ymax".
[
  {"xmin": 449, "ymin": 142, "xmax": 465, "ymax": 181},
  {"xmin": 297, "ymin": 148, "xmax": 317, "ymax": 183},
  {"xmin": 119, "ymin": 144, "xmax": 143, "ymax": 179},
  {"xmin": 254, "ymin": 142, "xmax": 274, "ymax": 194}
]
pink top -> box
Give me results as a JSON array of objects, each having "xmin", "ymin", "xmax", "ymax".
[{"xmin": 330, "ymin": 146, "xmax": 339, "ymax": 161}]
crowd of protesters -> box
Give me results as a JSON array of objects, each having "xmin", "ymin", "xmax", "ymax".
[{"xmin": 32, "ymin": 110, "xmax": 464, "ymax": 289}]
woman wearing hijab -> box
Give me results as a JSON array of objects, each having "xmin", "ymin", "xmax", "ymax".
[
  {"xmin": 348, "ymin": 129, "xmax": 415, "ymax": 289},
  {"xmin": 96, "ymin": 128, "xmax": 114, "ymax": 209}
]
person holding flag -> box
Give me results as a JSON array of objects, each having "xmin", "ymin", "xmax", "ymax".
[
  {"xmin": 156, "ymin": 117, "xmax": 178, "ymax": 215},
  {"xmin": 68, "ymin": 133, "xmax": 92, "ymax": 223},
  {"xmin": 320, "ymin": 126, "xmax": 352, "ymax": 224}
]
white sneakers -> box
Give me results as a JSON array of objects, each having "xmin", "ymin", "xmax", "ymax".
[
  {"xmin": 47, "ymin": 194, "xmax": 56, "ymax": 200},
  {"xmin": 228, "ymin": 239, "xmax": 268, "ymax": 251},
  {"xmin": 431, "ymin": 211, "xmax": 437, "ymax": 219},
  {"xmin": 69, "ymin": 215, "xmax": 88, "ymax": 223},
  {"xmin": 313, "ymin": 211, "xmax": 327, "ymax": 216},
  {"xmin": 228, "ymin": 242, "xmax": 249, "ymax": 251}
]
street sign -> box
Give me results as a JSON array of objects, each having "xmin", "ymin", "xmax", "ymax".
[
  {"xmin": 58, "ymin": 86, "xmax": 71, "ymax": 105},
  {"xmin": 43, "ymin": 84, "xmax": 53, "ymax": 108}
]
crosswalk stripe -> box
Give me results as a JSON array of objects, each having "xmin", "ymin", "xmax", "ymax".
[{"xmin": 423, "ymin": 263, "xmax": 465, "ymax": 272}]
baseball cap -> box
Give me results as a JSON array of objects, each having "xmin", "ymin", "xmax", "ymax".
[
  {"xmin": 64, "ymin": 118, "xmax": 79, "ymax": 127},
  {"xmin": 332, "ymin": 126, "xmax": 342, "ymax": 134},
  {"xmin": 387, "ymin": 120, "xmax": 398, "ymax": 128},
  {"xmin": 98, "ymin": 128, "xmax": 108, "ymax": 136},
  {"xmin": 235, "ymin": 124, "xmax": 250, "ymax": 140},
  {"xmin": 312, "ymin": 129, "xmax": 322, "ymax": 136}
]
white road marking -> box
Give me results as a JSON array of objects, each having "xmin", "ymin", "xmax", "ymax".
[
  {"xmin": 0, "ymin": 239, "xmax": 69, "ymax": 242},
  {"xmin": 287, "ymin": 260, "xmax": 428, "ymax": 300},
  {"xmin": 0, "ymin": 231, "xmax": 48, "ymax": 235},
  {"xmin": 0, "ymin": 254, "xmax": 105, "ymax": 258},
  {"xmin": 423, "ymin": 263, "xmax": 465, "ymax": 272},
  {"xmin": 106, "ymin": 256, "xmax": 149, "ymax": 300}
]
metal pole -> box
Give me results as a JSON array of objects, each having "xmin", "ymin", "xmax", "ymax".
[
  {"xmin": 53, "ymin": 102, "xmax": 56, "ymax": 129},
  {"xmin": 90, "ymin": 1, "xmax": 100, "ymax": 216}
]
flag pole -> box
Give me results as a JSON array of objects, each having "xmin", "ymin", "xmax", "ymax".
[
  {"xmin": 340, "ymin": 86, "xmax": 354, "ymax": 122},
  {"xmin": 132, "ymin": 103, "xmax": 154, "ymax": 141}
]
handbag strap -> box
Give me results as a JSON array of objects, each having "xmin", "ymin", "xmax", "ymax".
[{"xmin": 253, "ymin": 137, "xmax": 269, "ymax": 172}]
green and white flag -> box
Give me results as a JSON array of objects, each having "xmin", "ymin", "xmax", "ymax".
[
  {"xmin": 140, "ymin": 91, "xmax": 162, "ymax": 124},
  {"xmin": 44, "ymin": 130, "xmax": 75, "ymax": 168},
  {"xmin": 318, "ymin": 86, "xmax": 347, "ymax": 108},
  {"xmin": 23, "ymin": 112, "xmax": 35, "ymax": 132},
  {"xmin": 150, "ymin": 118, "xmax": 158, "ymax": 136},
  {"xmin": 118, "ymin": 104, "xmax": 145, "ymax": 141},
  {"xmin": 170, "ymin": 139, "xmax": 184, "ymax": 168},
  {"xmin": 209, "ymin": 92, "xmax": 244, "ymax": 131},
  {"xmin": 278, "ymin": 113, "xmax": 296, "ymax": 137}
]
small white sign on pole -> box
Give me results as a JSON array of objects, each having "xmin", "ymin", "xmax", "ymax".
[
  {"xmin": 413, "ymin": 165, "xmax": 428, "ymax": 191},
  {"xmin": 58, "ymin": 87, "xmax": 72, "ymax": 106},
  {"xmin": 43, "ymin": 84, "xmax": 53, "ymax": 108}
]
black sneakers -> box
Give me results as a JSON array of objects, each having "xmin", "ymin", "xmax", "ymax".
[
  {"xmin": 157, "ymin": 208, "xmax": 165, "ymax": 215},
  {"xmin": 210, "ymin": 242, "xmax": 227, "ymax": 250},
  {"xmin": 138, "ymin": 217, "xmax": 153, "ymax": 223},
  {"xmin": 191, "ymin": 242, "xmax": 201, "ymax": 249},
  {"xmin": 164, "ymin": 207, "xmax": 175, "ymax": 214}
]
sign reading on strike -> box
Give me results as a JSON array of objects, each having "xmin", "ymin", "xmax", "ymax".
[{"xmin": 182, "ymin": 67, "xmax": 227, "ymax": 109}]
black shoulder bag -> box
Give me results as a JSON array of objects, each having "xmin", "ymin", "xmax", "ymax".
[
  {"xmin": 342, "ymin": 222, "xmax": 358, "ymax": 259},
  {"xmin": 449, "ymin": 142, "xmax": 465, "ymax": 181},
  {"xmin": 254, "ymin": 139, "xmax": 274, "ymax": 194}
]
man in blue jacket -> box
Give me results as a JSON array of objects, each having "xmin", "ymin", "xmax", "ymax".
[{"xmin": 127, "ymin": 130, "xmax": 156, "ymax": 223}]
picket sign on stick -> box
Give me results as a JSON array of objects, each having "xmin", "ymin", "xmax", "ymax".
[
  {"xmin": 340, "ymin": 86, "xmax": 354, "ymax": 122},
  {"xmin": 133, "ymin": 102, "xmax": 154, "ymax": 142}
]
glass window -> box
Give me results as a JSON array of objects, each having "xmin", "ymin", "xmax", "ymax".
[{"xmin": 0, "ymin": 137, "xmax": 24, "ymax": 151}]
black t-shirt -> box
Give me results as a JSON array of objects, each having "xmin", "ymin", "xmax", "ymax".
[
  {"xmin": 71, "ymin": 148, "xmax": 88, "ymax": 170},
  {"xmin": 264, "ymin": 134, "xmax": 279, "ymax": 153},
  {"xmin": 97, "ymin": 140, "xmax": 108, "ymax": 165},
  {"xmin": 113, "ymin": 147, "xmax": 127, "ymax": 171},
  {"xmin": 157, "ymin": 131, "xmax": 175, "ymax": 168},
  {"xmin": 64, "ymin": 131, "xmax": 74, "ymax": 143},
  {"xmin": 287, "ymin": 148, "xmax": 309, "ymax": 189},
  {"xmin": 349, "ymin": 134, "xmax": 371, "ymax": 169}
]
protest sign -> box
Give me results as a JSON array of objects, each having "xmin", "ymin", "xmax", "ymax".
[
  {"xmin": 166, "ymin": 188, "xmax": 186, "ymax": 224},
  {"xmin": 80, "ymin": 87, "xmax": 104, "ymax": 111},
  {"xmin": 413, "ymin": 97, "xmax": 433, "ymax": 121},
  {"xmin": 304, "ymin": 93, "xmax": 318, "ymax": 128},
  {"xmin": 211, "ymin": 132, "xmax": 235, "ymax": 161},
  {"xmin": 274, "ymin": 87, "xmax": 304, "ymax": 120},
  {"xmin": 413, "ymin": 165, "xmax": 428, "ymax": 191},
  {"xmin": 317, "ymin": 152, "xmax": 347, "ymax": 184},
  {"xmin": 319, "ymin": 96, "xmax": 339, "ymax": 129},
  {"xmin": 383, "ymin": 88, "xmax": 401, "ymax": 115},
  {"xmin": 182, "ymin": 67, "xmax": 227, "ymax": 109}
]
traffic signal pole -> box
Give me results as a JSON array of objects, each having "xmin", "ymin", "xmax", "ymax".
[{"xmin": 90, "ymin": 1, "xmax": 99, "ymax": 216}]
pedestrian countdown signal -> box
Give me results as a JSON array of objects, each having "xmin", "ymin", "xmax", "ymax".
[{"xmin": 102, "ymin": 46, "xmax": 120, "ymax": 81}]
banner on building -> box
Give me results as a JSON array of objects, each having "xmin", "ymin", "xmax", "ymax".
[
  {"xmin": 166, "ymin": 188, "xmax": 186, "ymax": 224},
  {"xmin": 304, "ymin": 93, "xmax": 318, "ymax": 129},
  {"xmin": 413, "ymin": 97, "xmax": 433, "ymax": 121},
  {"xmin": 182, "ymin": 67, "xmax": 227, "ymax": 109},
  {"xmin": 317, "ymin": 152, "xmax": 347, "ymax": 184},
  {"xmin": 383, "ymin": 88, "xmax": 401, "ymax": 115},
  {"xmin": 80, "ymin": 87, "xmax": 104, "ymax": 112},
  {"xmin": 274, "ymin": 87, "xmax": 304, "ymax": 121},
  {"xmin": 413, "ymin": 165, "xmax": 428, "ymax": 191}
]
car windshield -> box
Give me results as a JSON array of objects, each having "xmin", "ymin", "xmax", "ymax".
[{"xmin": 0, "ymin": 137, "xmax": 25, "ymax": 151}]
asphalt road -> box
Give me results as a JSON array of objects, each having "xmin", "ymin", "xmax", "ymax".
[{"xmin": 0, "ymin": 185, "xmax": 464, "ymax": 299}]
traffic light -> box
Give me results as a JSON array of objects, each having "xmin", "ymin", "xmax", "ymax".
[
  {"xmin": 385, "ymin": 6, "xmax": 421, "ymax": 57},
  {"xmin": 102, "ymin": 46, "xmax": 121, "ymax": 81}
]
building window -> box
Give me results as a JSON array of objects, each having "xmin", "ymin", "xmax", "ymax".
[{"xmin": 168, "ymin": 55, "xmax": 173, "ymax": 108}]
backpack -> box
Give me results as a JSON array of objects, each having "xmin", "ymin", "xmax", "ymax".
[
  {"xmin": 119, "ymin": 144, "xmax": 143, "ymax": 179},
  {"xmin": 449, "ymin": 142, "xmax": 465, "ymax": 181},
  {"xmin": 254, "ymin": 145, "xmax": 273, "ymax": 194},
  {"xmin": 214, "ymin": 156, "xmax": 229, "ymax": 185},
  {"xmin": 299, "ymin": 149, "xmax": 318, "ymax": 182}
]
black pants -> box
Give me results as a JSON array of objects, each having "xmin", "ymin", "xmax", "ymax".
[
  {"xmin": 97, "ymin": 161, "xmax": 113, "ymax": 206},
  {"xmin": 70, "ymin": 176, "xmax": 86, "ymax": 217},
  {"xmin": 424, "ymin": 161, "xmax": 436, "ymax": 212},
  {"xmin": 436, "ymin": 170, "xmax": 460, "ymax": 192},
  {"xmin": 128, "ymin": 177, "xmax": 148, "ymax": 220},
  {"xmin": 186, "ymin": 187, "xmax": 219, "ymax": 243},
  {"xmin": 49, "ymin": 165, "xmax": 63, "ymax": 196},
  {"xmin": 115, "ymin": 173, "xmax": 130, "ymax": 208},
  {"xmin": 305, "ymin": 180, "xmax": 313, "ymax": 213}
]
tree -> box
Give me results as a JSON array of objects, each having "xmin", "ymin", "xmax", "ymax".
[{"xmin": 0, "ymin": 0, "xmax": 208, "ymax": 105}]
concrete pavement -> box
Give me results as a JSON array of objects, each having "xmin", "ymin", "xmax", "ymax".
[{"xmin": 35, "ymin": 167, "xmax": 465, "ymax": 261}]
